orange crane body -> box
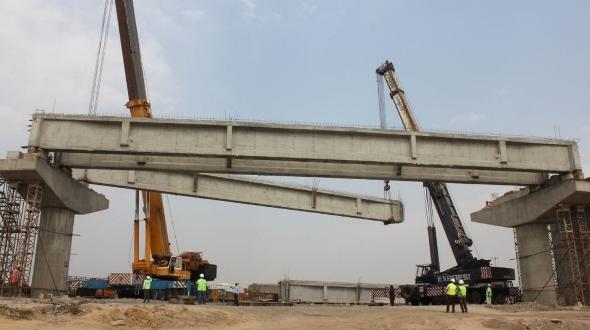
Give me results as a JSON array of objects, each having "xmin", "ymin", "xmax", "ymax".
[{"xmin": 115, "ymin": 0, "xmax": 215, "ymax": 281}]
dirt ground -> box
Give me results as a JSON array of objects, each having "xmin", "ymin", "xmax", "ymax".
[{"xmin": 1, "ymin": 297, "xmax": 589, "ymax": 330}]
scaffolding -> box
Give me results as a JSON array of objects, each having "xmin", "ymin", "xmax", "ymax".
[
  {"xmin": 0, "ymin": 179, "xmax": 23, "ymax": 295},
  {"xmin": 16, "ymin": 183, "xmax": 43, "ymax": 289},
  {"xmin": 553, "ymin": 205, "xmax": 590, "ymax": 306},
  {"xmin": 0, "ymin": 178, "xmax": 43, "ymax": 296},
  {"xmin": 513, "ymin": 227, "xmax": 523, "ymax": 289}
]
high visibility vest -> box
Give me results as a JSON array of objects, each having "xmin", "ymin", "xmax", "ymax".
[
  {"xmin": 9, "ymin": 269, "xmax": 21, "ymax": 285},
  {"xmin": 458, "ymin": 285, "xmax": 467, "ymax": 297},
  {"xmin": 446, "ymin": 283, "xmax": 457, "ymax": 296},
  {"xmin": 143, "ymin": 278, "xmax": 152, "ymax": 290},
  {"xmin": 486, "ymin": 287, "xmax": 492, "ymax": 297},
  {"xmin": 197, "ymin": 278, "xmax": 207, "ymax": 291}
]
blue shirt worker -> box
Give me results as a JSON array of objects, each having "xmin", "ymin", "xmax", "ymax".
[{"xmin": 233, "ymin": 283, "xmax": 240, "ymax": 306}]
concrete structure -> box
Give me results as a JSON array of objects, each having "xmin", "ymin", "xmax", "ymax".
[
  {"xmin": 30, "ymin": 114, "xmax": 581, "ymax": 185},
  {"xmin": 472, "ymin": 179, "xmax": 590, "ymax": 227},
  {"xmin": 0, "ymin": 152, "xmax": 109, "ymax": 214},
  {"xmin": 472, "ymin": 179, "xmax": 590, "ymax": 305},
  {"xmin": 0, "ymin": 152, "xmax": 109, "ymax": 296},
  {"xmin": 514, "ymin": 223, "xmax": 558, "ymax": 304},
  {"xmin": 60, "ymin": 153, "xmax": 545, "ymax": 185},
  {"xmin": 32, "ymin": 207, "xmax": 75, "ymax": 297},
  {"xmin": 1, "ymin": 151, "xmax": 403, "ymax": 296},
  {"xmin": 11, "ymin": 113, "xmax": 590, "ymax": 304},
  {"xmin": 72, "ymin": 169, "xmax": 403, "ymax": 223},
  {"xmin": 279, "ymin": 280, "xmax": 394, "ymax": 304}
]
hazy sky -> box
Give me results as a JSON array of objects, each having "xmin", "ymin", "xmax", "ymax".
[{"xmin": 1, "ymin": 0, "xmax": 589, "ymax": 286}]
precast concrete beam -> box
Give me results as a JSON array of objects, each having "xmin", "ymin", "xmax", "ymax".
[
  {"xmin": 59, "ymin": 153, "xmax": 546, "ymax": 185},
  {"xmin": 29, "ymin": 114, "xmax": 582, "ymax": 177},
  {"xmin": 71, "ymin": 169, "xmax": 403, "ymax": 224},
  {"xmin": 0, "ymin": 152, "xmax": 108, "ymax": 214},
  {"xmin": 471, "ymin": 179, "xmax": 590, "ymax": 227}
]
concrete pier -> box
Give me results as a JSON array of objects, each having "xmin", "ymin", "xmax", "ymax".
[
  {"xmin": 30, "ymin": 207, "xmax": 75, "ymax": 297},
  {"xmin": 0, "ymin": 153, "xmax": 108, "ymax": 297},
  {"xmin": 472, "ymin": 179, "xmax": 590, "ymax": 305},
  {"xmin": 515, "ymin": 223, "xmax": 558, "ymax": 305}
]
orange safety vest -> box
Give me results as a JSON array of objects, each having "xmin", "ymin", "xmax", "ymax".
[{"xmin": 9, "ymin": 269, "xmax": 21, "ymax": 285}]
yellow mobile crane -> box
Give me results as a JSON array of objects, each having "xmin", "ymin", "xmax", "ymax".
[{"xmin": 114, "ymin": 0, "xmax": 216, "ymax": 282}]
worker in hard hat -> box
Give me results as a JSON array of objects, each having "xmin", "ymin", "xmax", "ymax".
[
  {"xmin": 143, "ymin": 275, "xmax": 152, "ymax": 303},
  {"xmin": 457, "ymin": 279, "xmax": 468, "ymax": 313},
  {"xmin": 486, "ymin": 284, "xmax": 493, "ymax": 305},
  {"xmin": 196, "ymin": 273, "xmax": 207, "ymax": 305},
  {"xmin": 445, "ymin": 278, "xmax": 457, "ymax": 313},
  {"xmin": 8, "ymin": 264, "xmax": 23, "ymax": 297},
  {"xmin": 232, "ymin": 282, "xmax": 240, "ymax": 306}
]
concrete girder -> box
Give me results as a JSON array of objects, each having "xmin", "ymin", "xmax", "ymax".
[
  {"xmin": 59, "ymin": 153, "xmax": 546, "ymax": 185},
  {"xmin": 471, "ymin": 179, "xmax": 590, "ymax": 227},
  {"xmin": 0, "ymin": 152, "xmax": 108, "ymax": 214},
  {"xmin": 71, "ymin": 169, "xmax": 403, "ymax": 224},
  {"xmin": 29, "ymin": 114, "xmax": 582, "ymax": 180}
]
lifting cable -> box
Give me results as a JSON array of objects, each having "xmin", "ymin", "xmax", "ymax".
[
  {"xmin": 377, "ymin": 73, "xmax": 391, "ymax": 200},
  {"xmin": 165, "ymin": 195, "xmax": 180, "ymax": 255},
  {"xmin": 423, "ymin": 187, "xmax": 434, "ymax": 228},
  {"xmin": 88, "ymin": 0, "xmax": 114, "ymax": 115}
]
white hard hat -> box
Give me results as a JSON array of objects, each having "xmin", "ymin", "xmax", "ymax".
[
  {"xmin": 146, "ymin": 276, "xmax": 151, "ymax": 279},
  {"xmin": 450, "ymin": 279, "xmax": 455, "ymax": 283},
  {"xmin": 459, "ymin": 279, "xmax": 464, "ymax": 284},
  {"xmin": 488, "ymin": 283, "xmax": 491, "ymax": 287},
  {"xmin": 199, "ymin": 273, "xmax": 204, "ymax": 278}
]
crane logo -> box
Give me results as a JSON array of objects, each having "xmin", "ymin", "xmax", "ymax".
[{"xmin": 437, "ymin": 273, "xmax": 471, "ymax": 283}]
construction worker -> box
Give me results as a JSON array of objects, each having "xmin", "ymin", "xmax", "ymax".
[
  {"xmin": 232, "ymin": 282, "xmax": 240, "ymax": 306},
  {"xmin": 143, "ymin": 276, "xmax": 152, "ymax": 303},
  {"xmin": 486, "ymin": 284, "xmax": 493, "ymax": 305},
  {"xmin": 220, "ymin": 287, "xmax": 227, "ymax": 304},
  {"xmin": 445, "ymin": 278, "xmax": 457, "ymax": 313},
  {"xmin": 389, "ymin": 285, "xmax": 396, "ymax": 306},
  {"xmin": 196, "ymin": 273, "xmax": 207, "ymax": 305},
  {"xmin": 8, "ymin": 264, "xmax": 23, "ymax": 297},
  {"xmin": 457, "ymin": 279, "xmax": 468, "ymax": 313}
]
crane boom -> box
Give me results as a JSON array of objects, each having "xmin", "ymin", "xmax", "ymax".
[
  {"xmin": 376, "ymin": 61, "xmax": 474, "ymax": 267},
  {"xmin": 115, "ymin": 0, "xmax": 213, "ymax": 280}
]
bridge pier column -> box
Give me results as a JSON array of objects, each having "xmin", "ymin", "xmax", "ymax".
[
  {"xmin": 30, "ymin": 207, "xmax": 75, "ymax": 297},
  {"xmin": 515, "ymin": 223, "xmax": 558, "ymax": 305}
]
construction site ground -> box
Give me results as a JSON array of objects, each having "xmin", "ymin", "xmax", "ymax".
[{"xmin": 1, "ymin": 297, "xmax": 590, "ymax": 329}]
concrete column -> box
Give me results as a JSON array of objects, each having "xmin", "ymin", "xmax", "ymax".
[
  {"xmin": 31, "ymin": 207, "xmax": 75, "ymax": 297},
  {"xmin": 515, "ymin": 223, "xmax": 558, "ymax": 305}
]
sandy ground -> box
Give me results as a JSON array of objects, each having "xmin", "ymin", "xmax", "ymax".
[{"xmin": 1, "ymin": 297, "xmax": 589, "ymax": 330}]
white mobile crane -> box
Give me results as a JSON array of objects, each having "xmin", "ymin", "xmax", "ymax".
[{"xmin": 376, "ymin": 61, "xmax": 519, "ymax": 305}]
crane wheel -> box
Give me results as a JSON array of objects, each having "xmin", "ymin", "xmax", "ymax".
[{"xmin": 400, "ymin": 286, "xmax": 415, "ymax": 299}]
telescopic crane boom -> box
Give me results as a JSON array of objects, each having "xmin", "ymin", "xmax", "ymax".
[
  {"xmin": 376, "ymin": 61, "xmax": 473, "ymax": 268},
  {"xmin": 115, "ymin": 0, "xmax": 215, "ymax": 281}
]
